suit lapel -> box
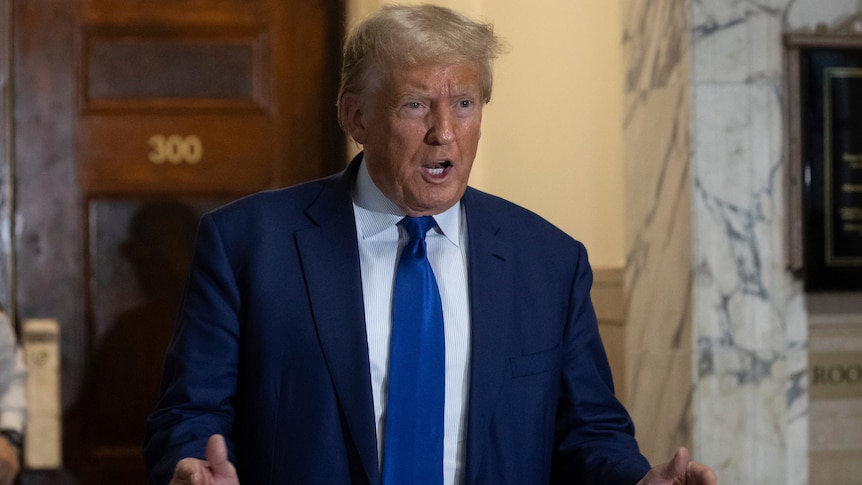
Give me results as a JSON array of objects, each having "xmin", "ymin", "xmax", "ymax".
[
  {"xmin": 295, "ymin": 157, "xmax": 381, "ymax": 485},
  {"xmin": 461, "ymin": 189, "xmax": 519, "ymax": 485}
]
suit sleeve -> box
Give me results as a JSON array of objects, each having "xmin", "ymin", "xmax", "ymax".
[
  {"xmin": 143, "ymin": 214, "xmax": 242, "ymax": 484},
  {"xmin": 551, "ymin": 242, "xmax": 650, "ymax": 484}
]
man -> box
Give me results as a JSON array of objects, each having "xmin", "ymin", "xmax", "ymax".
[
  {"xmin": 144, "ymin": 5, "xmax": 717, "ymax": 484},
  {"xmin": 0, "ymin": 311, "xmax": 26, "ymax": 485}
]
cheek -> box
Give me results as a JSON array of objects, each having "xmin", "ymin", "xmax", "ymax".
[
  {"xmin": 460, "ymin": 125, "xmax": 482, "ymax": 151},
  {"xmin": 460, "ymin": 116, "xmax": 482, "ymax": 138},
  {"xmin": 397, "ymin": 123, "xmax": 430, "ymax": 145}
]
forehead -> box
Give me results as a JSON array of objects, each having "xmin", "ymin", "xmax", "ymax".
[{"xmin": 384, "ymin": 62, "xmax": 482, "ymax": 95}]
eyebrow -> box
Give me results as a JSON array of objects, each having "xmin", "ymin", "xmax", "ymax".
[{"xmin": 393, "ymin": 86, "xmax": 481, "ymax": 103}]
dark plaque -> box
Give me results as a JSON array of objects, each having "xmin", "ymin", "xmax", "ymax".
[{"xmin": 798, "ymin": 47, "xmax": 862, "ymax": 291}]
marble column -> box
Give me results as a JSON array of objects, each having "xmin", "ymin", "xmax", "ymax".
[
  {"xmin": 688, "ymin": 1, "xmax": 807, "ymax": 482},
  {"xmin": 620, "ymin": 0, "xmax": 694, "ymax": 466},
  {"xmin": 621, "ymin": 1, "xmax": 861, "ymax": 483}
]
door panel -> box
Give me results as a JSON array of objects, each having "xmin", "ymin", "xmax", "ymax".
[
  {"xmin": 69, "ymin": 197, "xmax": 225, "ymax": 482},
  {"xmin": 11, "ymin": 0, "xmax": 344, "ymax": 483},
  {"xmin": 78, "ymin": 115, "xmax": 273, "ymax": 194}
]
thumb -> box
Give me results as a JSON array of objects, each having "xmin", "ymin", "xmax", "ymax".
[
  {"xmin": 205, "ymin": 434, "xmax": 234, "ymax": 477},
  {"xmin": 655, "ymin": 447, "xmax": 689, "ymax": 480}
]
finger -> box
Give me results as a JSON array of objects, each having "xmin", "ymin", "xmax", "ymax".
[
  {"xmin": 205, "ymin": 434, "xmax": 235, "ymax": 477},
  {"xmin": 171, "ymin": 457, "xmax": 205, "ymax": 485},
  {"xmin": 687, "ymin": 461, "xmax": 718, "ymax": 485},
  {"xmin": 656, "ymin": 447, "xmax": 689, "ymax": 480}
]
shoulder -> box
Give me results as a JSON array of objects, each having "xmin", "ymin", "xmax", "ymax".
[
  {"xmin": 204, "ymin": 169, "xmax": 349, "ymax": 230},
  {"xmin": 463, "ymin": 187, "xmax": 585, "ymax": 252},
  {"xmin": 213, "ymin": 176, "xmax": 335, "ymax": 220},
  {"xmin": 189, "ymin": 170, "xmax": 351, "ymax": 254}
]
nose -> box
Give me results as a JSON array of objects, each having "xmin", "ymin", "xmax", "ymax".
[{"xmin": 425, "ymin": 107, "xmax": 455, "ymax": 145}]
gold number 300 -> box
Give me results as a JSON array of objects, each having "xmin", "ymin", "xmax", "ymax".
[{"xmin": 148, "ymin": 134, "xmax": 203, "ymax": 165}]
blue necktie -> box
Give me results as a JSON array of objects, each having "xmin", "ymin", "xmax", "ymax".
[{"xmin": 382, "ymin": 216, "xmax": 445, "ymax": 485}]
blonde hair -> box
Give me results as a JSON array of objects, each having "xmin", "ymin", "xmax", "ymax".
[{"xmin": 337, "ymin": 4, "xmax": 504, "ymax": 129}]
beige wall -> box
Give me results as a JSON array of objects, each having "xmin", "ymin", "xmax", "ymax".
[{"xmin": 344, "ymin": 0, "xmax": 626, "ymax": 269}]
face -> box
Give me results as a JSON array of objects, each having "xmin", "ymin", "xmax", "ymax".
[{"xmin": 342, "ymin": 62, "xmax": 484, "ymax": 216}]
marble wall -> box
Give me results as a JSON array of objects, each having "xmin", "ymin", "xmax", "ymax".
[
  {"xmin": 621, "ymin": 0, "xmax": 862, "ymax": 483},
  {"xmin": 620, "ymin": 0, "xmax": 694, "ymax": 466},
  {"xmin": 689, "ymin": 1, "xmax": 806, "ymax": 481},
  {"xmin": 808, "ymin": 299, "xmax": 862, "ymax": 484}
]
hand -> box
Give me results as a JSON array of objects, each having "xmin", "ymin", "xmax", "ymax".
[
  {"xmin": 0, "ymin": 436, "xmax": 20, "ymax": 485},
  {"xmin": 637, "ymin": 447, "xmax": 717, "ymax": 485},
  {"xmin": 170, "ymin": 434, "xmax": 240, "ymax": 485}
]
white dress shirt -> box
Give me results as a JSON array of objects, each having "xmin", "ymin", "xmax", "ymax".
[{"xmin": 352, "ymin": 159, "xmax": 471, "ymax": 485}]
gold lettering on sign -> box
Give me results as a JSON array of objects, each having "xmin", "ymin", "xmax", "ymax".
[
  {"xmin": 810, "ymin": 351, "xmax": 862, "ymax": 400},
  {"xmin": 843, "ymin": 152, "xmax": 862, "ymax": 170},
  {"xmin": 148, "ymin": 135, "xmax": 203, "ymax": 165},
  {"xmin": 840, "ymin": 207, "xmax": 862, "ymax": 236}
]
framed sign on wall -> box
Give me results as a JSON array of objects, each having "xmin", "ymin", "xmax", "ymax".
[{"xmin": 785, "ymin": 14, "xmax": 862, "ymax": 291}]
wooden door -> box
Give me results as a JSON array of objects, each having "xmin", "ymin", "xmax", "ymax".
[{"xmin": 10, "ymin": 1, "xmax": 344, "ymax": 483}]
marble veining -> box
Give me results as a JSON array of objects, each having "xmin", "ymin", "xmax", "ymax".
[
  {"xmin": 689, "ymin": 0, "xmax": 811, "ymax": 480},
  {"xmin": 621, "ymin": 0, "xmax": 695, "ymax": 465},
  {"xmin": 616, "ymin": 0, "xmax": 862, "ymax": 482}
]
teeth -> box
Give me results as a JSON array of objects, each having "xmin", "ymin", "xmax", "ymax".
[{"xmin": 425, "ymin": 161, "xmax": 450, "ymax": 176}]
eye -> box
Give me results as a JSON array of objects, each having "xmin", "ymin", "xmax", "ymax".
[
  {"xmin": 459, "ymin": 99, "xmax": 472, "ymax": 108},
  {"xmin": 406, "ymin": 101, "xmax": 422, "ymax": 109}
]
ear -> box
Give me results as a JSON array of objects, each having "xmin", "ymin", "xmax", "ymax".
[{"xmin": 341, "ymin": 93, "xmax": 368, "ymax": 144}]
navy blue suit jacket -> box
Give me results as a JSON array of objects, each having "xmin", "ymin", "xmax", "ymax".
[{"xmin": 144, "ymin": 155, "xmax": 650, "ymax": 484}]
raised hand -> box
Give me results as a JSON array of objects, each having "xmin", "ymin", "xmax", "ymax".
[
  {"xmin": 637, "ymin": 447, "xmax": 717, "ymax": 485},
  {"xmin": 169, "ymin": 434, "xmax": 240, "ymax": 485}
]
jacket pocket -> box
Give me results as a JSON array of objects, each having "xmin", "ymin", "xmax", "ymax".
[{"xmin": 509, "ymin": 345, "xmax": 561, "ymax": 378}]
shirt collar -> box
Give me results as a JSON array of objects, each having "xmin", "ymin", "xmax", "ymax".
[{"xmin": 353, "ymin": 156, "xmax": 462, "ymax": 246}]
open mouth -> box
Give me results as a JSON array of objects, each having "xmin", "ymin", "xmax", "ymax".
[{"xmin": 425, "ymin": 160, "xmax": 452, "ymax": 176}]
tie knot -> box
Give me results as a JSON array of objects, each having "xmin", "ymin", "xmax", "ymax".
[{"xmin": 398, "ymin": 216, "xmax": 435, "ymax": 241}]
